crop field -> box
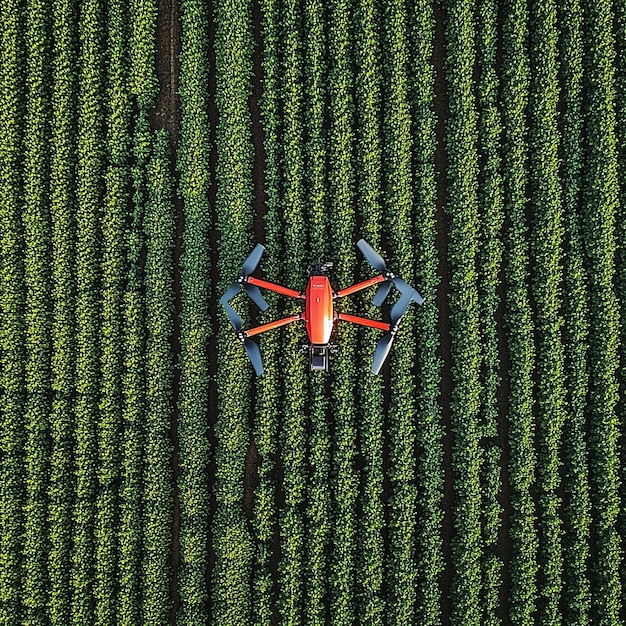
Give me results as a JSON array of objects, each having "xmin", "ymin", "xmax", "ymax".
[{"xmin": 1, "ymin": 0, "xmax": 626, "ymax": 624}]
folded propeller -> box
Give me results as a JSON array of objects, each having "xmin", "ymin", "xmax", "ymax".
[
  {"xmin": 356, "ymin": 239, "xmax": 423, "ymax": 374},
  {"xmin": 220, "ymin": 244, "xmax": 268, "ymax": 376}
]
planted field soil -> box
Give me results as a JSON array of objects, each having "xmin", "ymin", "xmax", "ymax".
[{"xmin": 1, "ymin": 0, "xmax": 626, "ymax": 624}]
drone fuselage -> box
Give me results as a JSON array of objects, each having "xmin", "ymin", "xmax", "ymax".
[{"xmin": 304, "ymin": 274, "xmax": 334, "ymax": 345}]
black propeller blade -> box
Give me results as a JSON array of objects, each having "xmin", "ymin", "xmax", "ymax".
[
  {"xmin": 390, "ymin": 290, "xmax": 415, "ymax": 324},
  {"xmin": 244, "ymin": 338, "xmax": 264, "ymax": 376},
  {"xmin": 357, "ymin": 239, "xmax": 424, "ymax": 375},
  {"xmin": 243, "ymin": 243, "xmax": 265, "ymax": 276},
  {"xmin": 372, "ymin": 333, "xmax": 394, "ymax": 375},
  {"xmin": 243, "ymin": 283, "xmax": 269, "ymax": 311},
  {"xmin": 220, "ymin": 244, "xmax": 269, "ymax": 329},
  {"xmin": 357, "ymin": 238, "xmax": 387, "ymax": 272},
  {"xmin": 372, "ymin": 280, "xmax": 393, "ymax": 307},
  {"xmin": 220, "ymin": 244, "xmax": 269, "ymax": 376},
  {"xmin": 220, "ymin": 283, "xmax": 244, "ymax": 330},
  {"xmin": 356, "ymin": 238, "xmax": 423, "ymax": 307}
]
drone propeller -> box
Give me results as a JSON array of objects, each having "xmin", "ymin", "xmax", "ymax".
[
  {"xmin": 221, "ymin": 245, "xmax": 270, "ymax": 327},
  {"xmin": 243, "ymin": 243, "xmax": 265, "ymax": 276},
  {"xmin": 356, "ymin": 239, "xmax": 423, "ymax": 308},
  {"xmin": 365, "ymin": 244, "xmax": 422, "ymax": 374},
  {"xmin": 242, "ymin": 283, "xmax": 268, "ymax": 311},
  {"xmin": 220, "ymin": 245, "xmax": 270, "ymax": 376},
  {"xmin": 219, "ymin": 291, "xmax": 264, "ymax": 375},
  {"xmin": 243, "ymin": 338, "xmax": 264, "ymax": 376},
  {"xmin": 372, "ymin": 333, "xmax": 395, "ymax": 375},
  {"xmin": 371, "ymin": 293, "xmax": 415, "ymax": 375},
  {"xmin": 371, "ymin": 280, "xmax": 392, "ymax": 307},
  {"xmin": 220, "ymin": 283, "xmax": 244, "ymax": 330}
]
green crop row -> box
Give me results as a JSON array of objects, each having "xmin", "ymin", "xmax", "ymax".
[
  {"xmin": 48, "ymin": 0, "xmax": 77, "ymax": 621},
  {"xmin": 143, "ymin": 130, "xmax": 175, "ymax": 624},
  {"xmin": 0, "ymin": 0, "xmax": 173, "ymax": 622},
  {"xmin": 213, "ymin": 0, "xmax": 255, "ymax": 620},
  {"xmin": 409, "ymin": 1, "xmax": 443, "ymax": 624},
  {"xmin": 71, "ymin": 0, "xmax": 105, "ymax": 620},
  {"xmin": 278, "ymin": 0, "xmax": 308, "ymax": 619},
  {"xmin": 23, "ymin": 0, "xmax": 52, "ymax": 622},
  {"xmin": 354, "ymin": 0, "xmax": 385, "ymax": 622},
  {"xmin": 442, "ymin": 0, "xmax": 482, "ymax": 623},
  {"xmin": 581, "ymin": 0, "xmax": 622, "ymax": 622},
  {"xmin": 327, "ymin": 0, "xmax": 358, "ymax": 623},
  {"xmin": 501, "ymin": 0, "xmax": 538, "ymax": 622},
  {"xmin": 475, "ymin": 0, "xmax": 504, "ymax": 621},
  {"xmin": 96, "ymin": 0, "xmax": 131, "ymax": 621},
  {"xmin": 302, "ymin": 0, "xmax": 331, "ymax": 624},
  {"xmin": 528, "ymin": 1, "xmax": 567, "ymax": 623},
  {"xmin": 615, "ymin": 1, "xmax": 626, "ymax": 616},
  {"xmin": 253, "ymin": 0, "xmax": 282, "ymax": 621},
  {"xmin": 177, "ymin": 0, "xmax": 212, "ymax": 621},
  {"xmin": 558, "ymin": 0, "xmax": 591, "ymax": 622},
  {"xmin": 383, "ymin": 0, "xmax": 419, "ymax": 623},
  {"xmin": 0, "ymin": 0, "xmax": 26, "ymax": 623}
]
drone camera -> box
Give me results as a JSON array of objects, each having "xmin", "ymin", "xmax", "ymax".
[
  {"xmin": 308, "ymin": 258, "xmax": 333, "ymax": 276},
  {"xmin": 309, "ymin": 345, "xmax": 329, "ymax": 372}
]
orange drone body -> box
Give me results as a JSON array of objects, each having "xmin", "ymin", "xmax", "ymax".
[{"xmin": 305, "ymin": 275, "xmax": 334, "ymax": 344}]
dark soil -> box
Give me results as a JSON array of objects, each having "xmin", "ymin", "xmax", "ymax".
[{"xmin": 148, "ymin": 0, "xmax": 182, "ymax": 621}]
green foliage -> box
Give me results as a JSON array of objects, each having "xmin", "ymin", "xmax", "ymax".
[
  {"xmin": 410, "ymin": 2, "xmax": 444, "ymax": 625},
  {"xmin": 442, "ymin": 0, "xmax": 482, "ymax": 622},
  {"xmin": 48, "ymin": 0, "xmax": 77, "ymax": 621},
  {"xmin": 71, "ymin": 0, "xmax": 105, "ymax": 622},
  {"xmin": 327, "ymin": 0, "xmax": 358, "ymax": 623},
  {"xmin": 142, "ymin": 130, "xmax": 175, "ymax": 624},
  {"xmin": 581, "ymin": 0, "xmax": 623, "ymax": 621},
  {"xmin": 528, "ymin": 1, "xmax": 566, "ymax": 622},
  {"xmin": 95, "ymin": 0, "xmax": 132, "ymax": 621},
  {"xmin": 501, "ymin": 0, "xmax": 537, "ymax": 622},
  {"xmin": 177, "ymin": 0, "xmax": 212, "ymax": 621},
  {"xmin": 22, "ymin": 0, "xmax": 52, "ymax": 622},
  {"xmin": 2, "ymin": 0, "xmax": 625, "ymax": 623},
  {"xmin": 475, "ymin": 0, "xmax": 504, "ymax": 621},
  {"xmin": 212, "ymin": 0, "xmax": 255, "ymax": 621},
  {"xmin": 558, "ymin": 1, "xmax": 591, "ymax": 622},
  {"xmin": 0, "ymin": 1, "xmax": 26, "ymax": 624},
  {"xmin": 354, "ymin": 0, "xmax": 385, "ymax": 622},
  {"xmin": 253, "ymin": 0, "xmax": 282, "ymax": 622}
]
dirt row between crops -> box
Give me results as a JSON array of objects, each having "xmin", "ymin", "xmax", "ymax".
[{"xmin": 149, "ymin": 0, "xmax": 183, "ymax": 620}]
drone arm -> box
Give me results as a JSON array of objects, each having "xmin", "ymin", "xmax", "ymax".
[
  {"xmin": 247, "ymin": 276, "xmax": 303, "ymax": 299},
  {"xmin": 336, "ymin": 312, "xmax": 391, "ymax": 332},
  {"xmin": 335, "ymin": 274, "xmax": 386, "ymax": 298},
  {"xmin": 243, "ymin": 314, "xmax": 302, "ymax": 337}
]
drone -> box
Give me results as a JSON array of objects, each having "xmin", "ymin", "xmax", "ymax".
[{"xmin": 220, "ymin": 239, "xmax": 422, "ymax": 375}]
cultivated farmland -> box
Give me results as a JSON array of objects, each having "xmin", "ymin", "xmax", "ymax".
[{"xmin": 1, "ymin": 0, "xmax": 625, "ymax": 624}]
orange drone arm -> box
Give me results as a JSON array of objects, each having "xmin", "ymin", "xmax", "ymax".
[
  {"xmin": 247, "ymin": 276, "xmax": 303, "ymax": 299},
  {"xmin": 335, "ymin": 274, "xmax": 386, "ymax": 298},
  {"xmin": 336, "ymin": 312, "xmax": 390, "ymax": 332},
  {"xmin": 243, "ymin": 314, "xmax": 302, "ymax": 337}
]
